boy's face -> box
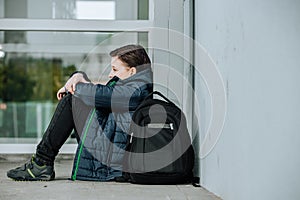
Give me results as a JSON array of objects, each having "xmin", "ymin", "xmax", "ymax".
[{"xmin": 109, "ymin": 56, "xmax": 136, "ymax": 80}]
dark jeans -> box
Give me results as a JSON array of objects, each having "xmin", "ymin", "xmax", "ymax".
[{"xmin": 36, "ymin": 94, "xmax": 92, "ymax": 165}]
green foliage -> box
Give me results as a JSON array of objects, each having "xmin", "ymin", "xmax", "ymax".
[
  {"xmin": 0, "ymin": 57, "xmax": 35, "ymax": 102},
  {"xmin": 0, "ymin": 56, "xmax": 76, "ymax": 102}
]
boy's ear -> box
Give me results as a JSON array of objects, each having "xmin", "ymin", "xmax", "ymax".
[{"xmin": 130, "ymin": 67, "xmax": 137, "ymax": 75}]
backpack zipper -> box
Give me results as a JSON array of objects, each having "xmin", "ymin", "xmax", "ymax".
[
  {"xmin": 129, "ymin": 132, "xmax": 134, "ymax": 144},
  {"xmin": 147, "ymin": 123, "xmax": 174, "ymax": 130},
  {"xmin": 129, "ymin": 123, "xmax": 174, "ymax": 144}
]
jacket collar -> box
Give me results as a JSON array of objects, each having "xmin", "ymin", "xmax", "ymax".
[
  {"xmin": 106, "ymin": 76, "xmax": 120, "ymax": 86},
  {"xmin": 117, "ymin": 67, "xmax": 153, "ymax": 85}
]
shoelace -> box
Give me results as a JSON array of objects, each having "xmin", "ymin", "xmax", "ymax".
[{"xmin": 21, "ymin": 160, "xmax": 34, "ymax": 171}]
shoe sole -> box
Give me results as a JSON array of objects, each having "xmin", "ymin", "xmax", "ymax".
[{"xmin": 8, "ymin": 172, "xmax": 55, "ymax": 181}]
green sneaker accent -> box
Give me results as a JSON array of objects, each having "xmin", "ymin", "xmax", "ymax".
[
  {"xmin": 27, "ymin": 168, "xmax": 36, "ymax": 178},
  {"xmin": 7, "ymin": 156, "xmax": 55, "ymax": 181}
]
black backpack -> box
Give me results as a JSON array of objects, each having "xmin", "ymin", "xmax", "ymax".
[{"xmin": 122, "ymin": 91, "xmax": 195, "ymax": 184}]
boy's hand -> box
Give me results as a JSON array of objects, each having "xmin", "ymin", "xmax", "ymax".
[
  {"xmin": 57, "ymin": 73, "xmax": 90, "ymax": 100},
  {"xmin": 56, "ymin": 87, "xmax": 68, "ymax": 100},
  {"xmin": 64, "ymin": 73, "xmax": 89, "ymax": 95}
]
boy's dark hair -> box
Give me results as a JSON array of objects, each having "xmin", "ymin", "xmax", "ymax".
[{"xmin": 109, "ymin": 44, "xmax": 151, "ymax": 72}]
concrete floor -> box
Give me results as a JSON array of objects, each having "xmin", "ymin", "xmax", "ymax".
[{"xmin": 0, "ymin": 154, "xmax": 221, "ymax": 200}]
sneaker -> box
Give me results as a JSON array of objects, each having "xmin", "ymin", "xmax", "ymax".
[{"xmin": 7, "ymin": 156, "xmax": 55, "ymax": 181}]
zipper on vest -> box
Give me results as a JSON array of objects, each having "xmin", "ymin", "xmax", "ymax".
[{"xmin": 72, "ymin": 109, "xmax": 96, "ymax": 181}]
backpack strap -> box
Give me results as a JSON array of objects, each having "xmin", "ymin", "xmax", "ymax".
[{"xmin": 144, "ymin": 91, "xmax": 175, "ymax": 105}]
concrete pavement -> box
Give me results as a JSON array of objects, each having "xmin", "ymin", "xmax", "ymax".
[{"xmin": 0, "ymin": 154, "xmax": 221, "ymax": 200}]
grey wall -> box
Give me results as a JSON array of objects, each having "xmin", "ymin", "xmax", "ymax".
[{"xmin": 195, "ymin": 0, "xmax": 300, "ymax": 199}]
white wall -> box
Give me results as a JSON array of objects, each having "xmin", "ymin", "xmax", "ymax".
[{"xmin": 195, "ymin": 0, "xmax": 300, "ymax": 199}]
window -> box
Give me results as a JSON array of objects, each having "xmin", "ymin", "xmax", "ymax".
[
  {"xmin": 76, "ymin": 1, "xmax": 116, "ymax": 20},
  {"xmin": 0, "ymin": 0, "xmax": 150, "ymax": 153},
  {"xmin": 0, "ymin": 0, "xmax": 194, "ymax": 154},
  {"xmin": 0, "ymin": 0, "xmax": 148, "ymax": 20},
  {"xmin": 0, "ymin": 30, "xmax": 148, "ymax": 142}
]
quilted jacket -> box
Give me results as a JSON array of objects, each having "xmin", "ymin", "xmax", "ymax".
[{"xmin": 70, "ymin": 68, "xmax": 152, "ymax": 181}]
